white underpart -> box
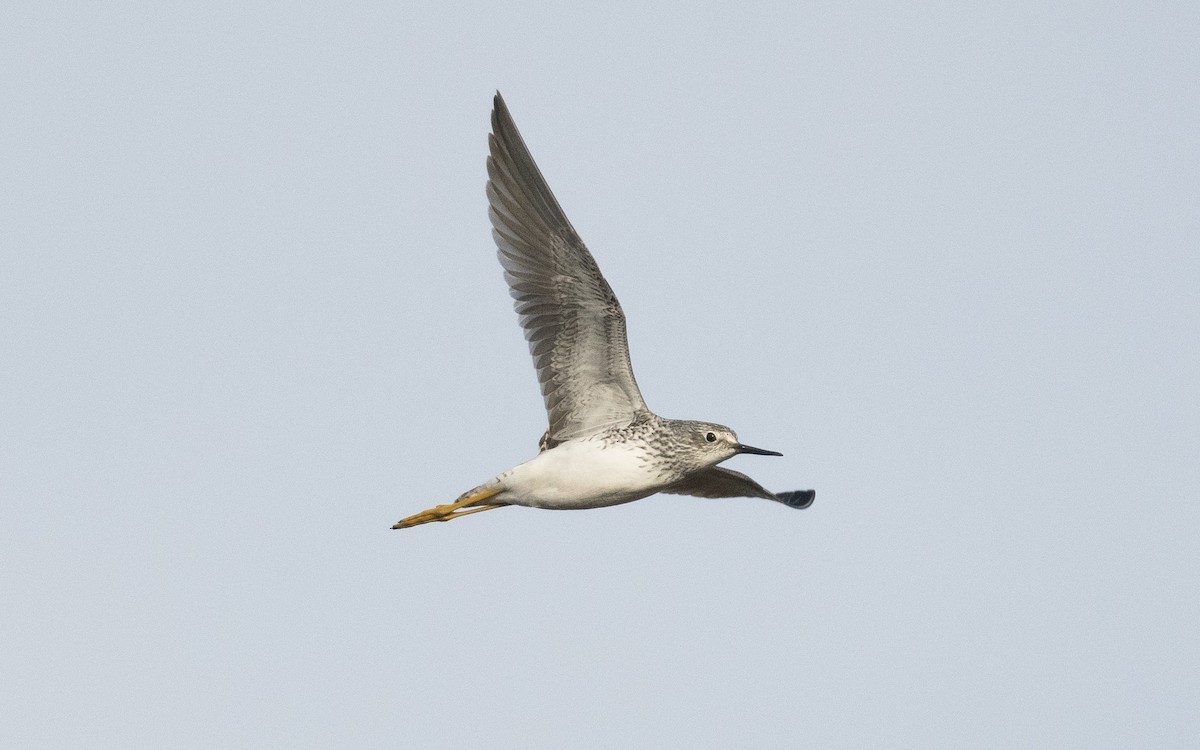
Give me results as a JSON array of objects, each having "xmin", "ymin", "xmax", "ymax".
[{"xmin": 494, "ymin": 437, "xmax": 671, "ymax": 509}]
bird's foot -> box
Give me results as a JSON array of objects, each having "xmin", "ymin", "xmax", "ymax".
[{"xmin": 391, "ymin": 487, "xmax": 506, "ymax": 529}]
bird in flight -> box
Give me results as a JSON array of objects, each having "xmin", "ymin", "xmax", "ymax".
[{"xmin": 393, "ymin": 93, "xmax": 815, "ymax": 529}]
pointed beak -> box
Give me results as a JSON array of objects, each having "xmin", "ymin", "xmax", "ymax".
[{"xmin": 735, "ymin": 443, "xmax": 782, "ymax": 457}]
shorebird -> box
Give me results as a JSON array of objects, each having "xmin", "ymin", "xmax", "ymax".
[{"xmin": 392, "ymin": 93, "xmax": 815, "ymax": 529}]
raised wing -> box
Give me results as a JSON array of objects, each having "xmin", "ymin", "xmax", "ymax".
[
  {"xmin": 663, "ymin": 467, "xmax": 815, "ymax": 509},
  {"xmin": 486, "ymin": 93, "xmax": 649, "ymax": 442}
]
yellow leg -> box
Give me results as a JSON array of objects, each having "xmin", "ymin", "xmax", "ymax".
[{"xmin": 391, "ymin": 487, "xmax": 506, "ymax": 529}]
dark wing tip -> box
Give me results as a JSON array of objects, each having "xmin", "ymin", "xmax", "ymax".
[
  {"xmin": 775, "ymin": 490, "xmax": 815, "ymax": 509},
  {"xmin": 492, "ymin": 92, "xmax": 513, "ymax": 134}
]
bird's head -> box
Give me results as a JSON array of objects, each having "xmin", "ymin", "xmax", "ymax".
[{"xmin": 677, "ymin": 421, "xmax": 782, "ymax": 467}]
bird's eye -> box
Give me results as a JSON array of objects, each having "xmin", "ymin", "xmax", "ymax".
[{"xmin": 705, "ymin": 432, "xmax": 717, "ymax": 442}]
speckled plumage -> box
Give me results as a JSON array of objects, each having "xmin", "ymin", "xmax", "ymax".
[{"xmin": 391, "ymin": 94, "xmax": 814, "ymax": 530}]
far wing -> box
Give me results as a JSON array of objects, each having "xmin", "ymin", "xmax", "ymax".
[{"xmin": 662, "ymin": 467, "xmax": 815, "ymax": 509}]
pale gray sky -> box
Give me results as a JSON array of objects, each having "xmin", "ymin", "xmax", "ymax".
[{"xmin": 3, "ymin": 2, "xmax": 1199, "ymax": 748}]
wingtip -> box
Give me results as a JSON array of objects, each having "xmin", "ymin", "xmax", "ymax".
[
  {"xmin": 491, "ymin": 92, "xmax": 513, "ymax": 138},
  {"xmin": 776, "ymin": 489, "xmax": 815, "ymax": 509}
]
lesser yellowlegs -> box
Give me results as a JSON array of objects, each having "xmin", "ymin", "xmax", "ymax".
[{"xmin": 393, "ymin": 94, "xmax": 815, "ymax": 529}]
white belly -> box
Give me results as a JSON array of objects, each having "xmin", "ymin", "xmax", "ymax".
[{"xmin": 496, "ymin": 438, "xmax": 668, "ymax": 509}]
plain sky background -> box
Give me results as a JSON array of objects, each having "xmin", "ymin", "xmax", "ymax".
[{"xmin": 3, "ymin": 2, "xmax": 1198, "ymax": 748}]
